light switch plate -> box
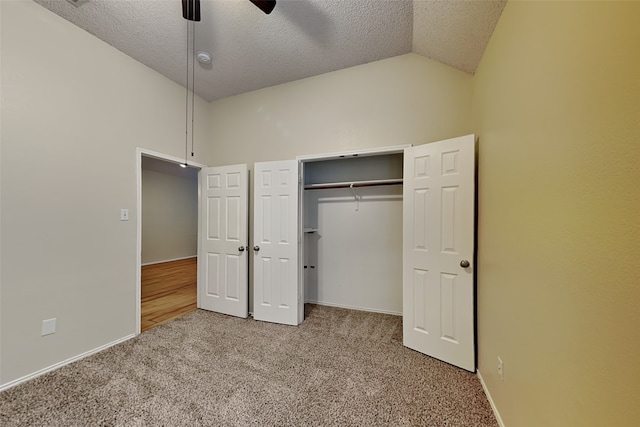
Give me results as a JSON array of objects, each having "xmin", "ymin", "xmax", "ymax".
[
  {"xmin": 120, "ymin": 209, "xmax": 129, "ymax": 221},
  {"xmin": 42, "ymin": 318, "xmax": 56, "ymax": 336}
]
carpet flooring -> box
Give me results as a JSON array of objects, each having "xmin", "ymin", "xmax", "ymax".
[{"xmin": 0, "ymin": 305, "xmax": 497, "ymax": 426}]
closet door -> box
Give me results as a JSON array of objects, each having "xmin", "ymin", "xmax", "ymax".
[
  {"xmin": 198, "ymin": 164, "xmax": 249, "ymax": 318},
  {"xmin": 253, "ymin": 160, "xmax": 301, "ymax": 325},
  {"xmin": 403, "ymin": 134, "xmax": 476, "ymax": 371}
]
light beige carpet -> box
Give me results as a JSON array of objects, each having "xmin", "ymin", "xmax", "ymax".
[{"xmin": 0, "ymin": 304, "xmax": 497, "ymax": 426}]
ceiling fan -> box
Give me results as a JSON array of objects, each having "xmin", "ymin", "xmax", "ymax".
[{"xmin": 182, "ymin": 0, "xmax": 276, "ymax": 21}]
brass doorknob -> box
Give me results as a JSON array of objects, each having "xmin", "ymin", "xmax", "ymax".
[
  {"xmin": 238, "ymin": 246, "xmax": 245, "ymax": 252},
  {"xmin": 253, "ymin": 246, "xmax": 260, "ymax": 251},
  {"xmin": 460, "ymin": 260, "xmax": 470, "ymax": 268}
]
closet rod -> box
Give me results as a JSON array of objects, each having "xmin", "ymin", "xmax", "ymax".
[{"xmin": 304, "ymin": 178, "xmax": 403, "ymax": 190}]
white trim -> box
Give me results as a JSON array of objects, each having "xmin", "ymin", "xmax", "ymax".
[
  {"xmin": 136, "ymin": 148, "xmax": 207, "ymax": 335},
  {"xmin": 0, "ymin": 334, "xmax": 135, "ymax": 392},
  {"xmin": 196, "ymin": 171, "xmax": 202, "ymax": 310},
  {"xmin": 141, "ymin": 255, "xmax": 197, "ymax": 267},
  {"xmin": 296, "ymin": 144, "xmax": 411, "ymax": 161},
  {"xmin": 305, "ymin": 300, "xmax": 402, "ymax": 317},
  {"xmin": 137, "ymin": 148, "xmax": 207, "ymax": 168},
  {"xmin": 477, "ymin": 369, "xmax": 506, "ymax": 427}
]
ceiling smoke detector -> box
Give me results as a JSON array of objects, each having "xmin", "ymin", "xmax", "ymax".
[
  {"xmin": 66, "ymin": 0, "xmax": 89, "ymax": 7},
  {"xmin": 196, "ymin": 51, "xmax": 212, "ymax": 65}
]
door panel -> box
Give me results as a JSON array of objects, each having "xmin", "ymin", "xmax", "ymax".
[
  {"xmin": 253, "ymin": 160, "xmax": 300, "ymax": 325},
  {"xmin": 198, "ymin": 164, "xmax": 248, "ymax": 318},
  {"xmin": 403, "ymin": 134, "xmax": 475, "ymax": 371}
]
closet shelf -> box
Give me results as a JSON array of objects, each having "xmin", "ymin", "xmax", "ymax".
[
  {"xmin": 304, "ymin": 178, "xmax": 403, "ymax": 190},
  {"xmin": 303, "ymin": 228, "xmax": 318, "ymax": 233}
]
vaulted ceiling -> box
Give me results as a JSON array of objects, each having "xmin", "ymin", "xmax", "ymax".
[{"xmin": 34, "ymin": 0, "xmax": 506, "ymax": 102}]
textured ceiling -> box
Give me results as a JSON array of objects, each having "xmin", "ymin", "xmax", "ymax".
[
  {"xmin": 34, "ymin": 0, "xmax": 506, "ymax": 102},
  {"xmin": 413, "ymin": 0, "xmax": 506, "ymax": 74}
]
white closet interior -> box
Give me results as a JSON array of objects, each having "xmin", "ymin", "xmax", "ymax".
[{"xmin": 300, "ymin": 148, "xmax": 406, "ymax": 315}]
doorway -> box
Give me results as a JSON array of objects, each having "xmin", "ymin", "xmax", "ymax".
[{"xmin": 136, "ymin": 149, "xmax": 206, "ymax": 333}]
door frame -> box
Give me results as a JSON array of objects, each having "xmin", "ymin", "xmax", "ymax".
[{"xmin": 135, "ymin": 148, "xmax": 207, "ymax": 335}]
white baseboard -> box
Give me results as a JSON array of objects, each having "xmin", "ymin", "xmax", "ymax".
[
  {"xmin": 0, "ymin": 334, "xmax": 136, "ymax": 392},
  {"xmin": 477, "ymin": 369, "xmax": 506, "ymax": 427},
  {"xmin": 305, "ymin": 300, "xmax": 401, "ymax": 316},
  {"xmin": 141, "ymin": 255, "xmax": 196, "ymax": 266}
]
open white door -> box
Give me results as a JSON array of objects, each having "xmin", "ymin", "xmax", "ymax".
[
  {"xmin": 198, "ymin": 164, "xmax": 249, "ymax": 318},
  {"xmin": 253, "ymin": 160, "xmax": 300, "ymax": 326},
  {"xmin": 403, "ymin": 134, "xmax": 475, "ymax": 371}
]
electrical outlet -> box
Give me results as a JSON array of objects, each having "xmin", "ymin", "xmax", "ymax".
[
  {"xmin": 42, "ymin": 318, "xmax": 57, "ymax": 336},
  {"xmin": 497, "ymin": 356, "xmax": 504, "ymax": 381}
]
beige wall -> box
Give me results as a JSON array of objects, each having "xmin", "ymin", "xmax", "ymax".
[
  {"xmin": 206, "ymin": 53, "xmax": 473, "ymax": 166},
  {"xmin": 141, "ymin": 167, "xmax": 198, "ymax": 265},
  {"xmin": 473, "ymin": 1, "xmax": 640, "ymax": 426},
  {"xmin": 0, "ymin": 1, "xmax": 209, "ymax": 384}
]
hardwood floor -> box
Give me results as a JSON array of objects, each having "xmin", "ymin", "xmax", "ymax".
[{"xmin": 141, "ymin": 257, "xmax": 197, "ymax": 332}]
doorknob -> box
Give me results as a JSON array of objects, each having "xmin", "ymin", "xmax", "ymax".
[
  {"xmin": 253, "ymin": 246, "xmax": 260, "ymax": 251},
  {"xmin": 238, "ymin": 246, "xmax": 245, "ymax": 252},
  {"xmin": 460, "ymin": 260, "xmax": 470, "ymax": 268}
]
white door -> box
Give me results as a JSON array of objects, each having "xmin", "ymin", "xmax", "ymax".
[
  {"xmin": 253, "ymin": 160, "xmax": 300, "ymax": 326},
  {"xmin": 403, "ymin": 134, "xmax": 475, "ymax": 371},
  {"xmin": 198, "ymin": 164, "xmax": 249, "ymax": 318}
]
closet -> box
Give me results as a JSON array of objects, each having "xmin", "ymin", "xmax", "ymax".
[
  {"xmin": 299, "ymin": 147, "xmax": 407, "ymax": 315},
  {"xmin": 199, "ymin": 134, "xmax": 477, "ymax": 371}
]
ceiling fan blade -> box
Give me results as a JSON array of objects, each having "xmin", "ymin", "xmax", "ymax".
[
  {"xmin": 249, "ymin": 0, "xmax": 276, "ymax": 15},
  {"xmin": 182, "ymin": 0, "xmax": 201, "ymax": 21}
]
